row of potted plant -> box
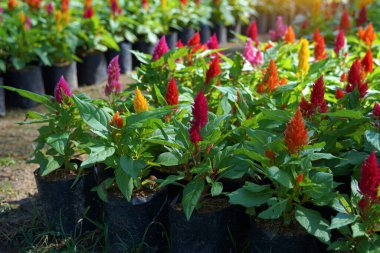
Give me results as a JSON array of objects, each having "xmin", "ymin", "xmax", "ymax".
[{"xmin": 2, "ymin": 1, "xmax": 380, "ymax": 250}]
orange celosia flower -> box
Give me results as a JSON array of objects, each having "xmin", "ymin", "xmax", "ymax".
[
  {"xmin": 280, "ymin": 76, "xmax": 287, "ymax": 85},
  {"xmin": 358, "ymin": 23, "xmax": 376, "ymax": 46},
  {"xmin": 265, "ymin": 149, "xmax": 276, "ymax": 161},
  {"xmin": 8, "ymin": 0, "xmax": 17, "ymax": 10},
  {"xmin": 110, "ymin": 111, "xmax": 123, "ymax": 128},
  {"xmin": 284, "ymin": 26, "xmax": 295, "ymax": 44},
  {"xmin": 257, "ymin": 83, "xmax": 266, "ymax": 94},
  {"xmin": 263, "ymin": 59, "xmax": 279, "ymax": 92},
  {"xmin": 284, "ymin": 108, "xmax": 308, "ymax": 154},
  {"xmin": 314, "ymin": 35, "xmax": 327, "ymax": 61},
  {"xmin": 56, "ymin": 10, "xmax": 63, "ymax": 31},
  {"xmin": 264, "ymin": 42, "xmax": 273, "ymax": 51},
  {"xmin": 296, "ymin": 173, "xmax": 304, "ymax": 186}
]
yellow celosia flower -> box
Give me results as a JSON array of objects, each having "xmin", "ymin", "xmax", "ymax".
[
  {"xmin": 161, "ymin": 0, "xmax": 167, "ymax": 9},
  {"xmin": 56, "ymin": 10, "xmax": 62, "ymax": 31},
  {"xmin": 297, "ymin": 38, "xmax": 310, "ymax": 77},
  {"xmin": 19, "ymin": 11, "xmax": 25, "ymax": 25},
  {"xmin": 133, "ymin": 87, "xmax": 149, "ymax": 113}
]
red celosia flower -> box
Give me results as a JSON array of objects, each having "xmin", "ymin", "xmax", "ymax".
[
  {"xmin": 8, "ymin": 0, "xmax": 17, "ymax": 10},
  {"xmin": 310, "ymin": 76, "xmax": 328, "ymax": 113},
  {"xmin": 284, "ymin": 26, "xmax": 295, "ymax": 44},
  {"xmin": 205, "ymin": 57, "xmax": 221, "ymax": 86},
  {"xmin": 257, "ymin": 83, "xmax": 266, "ymax": 94},
  {"xmin": 296, "ymin": 173, "xmax": 304, "ymax": 185},
  {"xmin": 45, "ymin": 2, "xmax": 54, "ymax": 14},
  {"xmin": 55, "ymin": 76, "xmax": 72, "ymax": 104},
  {"xmin": 356, "ymin": 6, "xmax": 367, "ymax": 26},
  {"xmin": 142, "ymin": 0, "xmax": 148, "ymax": 9},
  {"xmin": 110, "ymin": 0, "xmax": 122, "ymax": 16},
  {"xmin": 153, "ymin": 36, "xmax": 169, "ymax": 61},
  {"xmin": 314, "ymin": 35, "xmax": 327, "ymax": 61},
  {"xmin": 206, "ymin": 33, "xmax": 219, "ymax": 50},
  {"xmin": 301, "ymin": 20, "xmax": 308, "ymax": 30},
  {"xmin": 165, "ymin": 77, "xmax": 179, "ymax": 106},
  {"xmin": 358, "ymin": 23, "xmax": 376, "ymax": 46},
  {"xmin": 265, "ymin": 149, "xmax": 276, "ymax": 161},
  {"xmin": 247, "ymin": 20, "xmax": 259, "ymax": 46},
  {"xmin": 181, "ymin": 0, "xmax": 187, "ymax": 5},
  {"xmin": 105, "ymin": 56, "xmax": 121, "ymax": 96},
  {"xmin": 83, "ymin": 6, "xmax": 93, "ymax": 18},
  {"xmin": 188, "ymin": 32, "xmax": 200, "ymax": 47},
  {"xmin": 189, "ymin": 125, "xmax": 202, "ymax": 144},
  {"xmin": 359, "ymin": 151, "xmax": 380, "ymax": 201},
  {"xmin": 339, "ymin": 10, "xmax": 351, "ymax": 32},
  {"xmin": 110, "ymin": 111, "xmax": 123, "ymax": 128},
  {"xmin": 263, "ymin": 59, "xmax": 279, "ymax": 92},
  {"xmin": 346, "ymin": 58, "xmax": 368, "ymax": 98},
  {"xmin": 300, "ymin": 97, "xmax": 313, "ymax": 118},
  {"xmin": 177, "ymin": 39, "xmax": 184, "ymax": 48},
  {"xmin": 336, "ymin": 88, "xmax": 345, "ymax": 99},
  {"xmin": 362, "ymin": 49, "xmax": 373, "ymax": 74},
  {"xmin": 284, "ymin": 108, "xmax": 308, "ymax": 154},
  {"xmin": 334, "ymin": 30, "xmax": 345, "ymax": 55},
  {"xmin": 191, "ymin": 91, "xmax": 208, "ymax": 130},
  {"xmin": 313, "ymin": 28, "xmax": 321, "ymax": 42},
  {"xmin": 341, "ymin": 72, "xmax": 347, "ymax": 82},
  {"xmin": 373, "ymin": 102, "xmax": 380, "ymax": 118}
]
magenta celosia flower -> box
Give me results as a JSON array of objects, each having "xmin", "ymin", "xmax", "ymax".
[
  {"xmin": 83, "ymin": 6, "xmax": 93, "ymax": 18},
  {"xmin": 25, "ymin": 16, "xmax": 32, "ymax": 29},
  {"xmin": 310, "ymin": 76, "xmax": 327, "ymax": 113},
  {"xmin": 153, "ymin": 36, "xmax": 169, "ymax": 61},
  {"xmin": 46, "ymin": 2, "xmax": 54, "ymax": 14},
  {"xmin": 110, "ymin": 0, "xmax": 122, "ymax": 16},
  {"xmin": 177, "ymin": 39, "xmax": 184, "ymax": 48},
  {"xmin": 243, "ymin": 39, "xmax": 263, "ymax": 67},
  {"xmin": 359, "ymin": 151, "xmax": 380, "ymax": 201},
  {"xmin": 269, "ymin": 16, "xmax": 287, "ymax": 41},
  {"xmin": 373, "ymin": 102, "xmax": 380, "ymax": 118},
  {"xmin": 357, "ymin": 6, "xmax": 367, "ymax": 26},
  {"xmin": 191, "ymin": 91, "xmax": 208, "ymax": 130},
  {"xmin": 189, "ymin": 125, "xmax": 202, "ymax": 144},
  {"xmin": 105, "ymin": 56, "xmax": 121, "ymax": 96},
  {"xmin": 55, "ymin": 76, "xmax": 72, "ymax": 104},
  {"xmin": 334, "ymin": 30, "xmax": 345, "ymax": 55},
  {"xmin": 207, "ymin": 33, "xmax": 219, "ymax": 50}
]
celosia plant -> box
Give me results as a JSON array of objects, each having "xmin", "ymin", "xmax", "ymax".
[{"xmin": 284, "ymin": 108, "xmax": 308, "ymax": 154}]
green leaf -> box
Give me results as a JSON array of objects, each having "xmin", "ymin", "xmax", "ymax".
[
  {"xmin": 267, "ymin": 166, "xmax": 294, "ymax": 188},
  {"xmin": 80, "ymin": 146, "xmax": 115, "ymax": 168},
  {"xmin": 229, "ymin": 187, "xmax": 273, "ymax": 208},
  {"xmin": 94, "ymin": 178, "xmax": 114, "ymax": 202},
  {"xmin": 329, "ymin": 213, "xmax": 357, "ymax": 230},
  {"xmin": 295, "ymin": 206, "xmax": 331, "ymax": 243},
  {"xmin": 365, "ymin": 130, "xmax": 380, "ymax": 151},
  {"xmin": 40, "ymin": 156, "xmax": 64, "ymax": 176},
  {"xmin": 72, "ymin": 95, "xmax": 110, "ymax": 134},
  {"xmin": 243, "ymin": 182, "xmax": 271, "ymax": 193},
  {"xmin": 258, "ymin": 198, "xmax": 287, "ymax": 219},
  {"xmin": 0, "ymin": 85, "xmax": 50, "ymax": 104},
  {"xmin": 115, "ymin": 168, "xmax": 134, "ymax": 201},
  {"xmin": 211, "ymin": 182, "xmax": 223, "ymax": 197},
  {"xmin": 119, "ymin": 156, "xmax": 146, "ymax": 179},
  {"xmin": 157, "ymin": 174, "xmax": 184, "ymax": 189},
  {"xmin": 46, "ymin": 132, "xmax": 69, "ymax": 155},
  {"xmin": 182, "ymin": 179, "xmax": 205, "ymax": 220},
  {"xmin": 156, "ymin": 152, "xmax": 180, "ymax": 166},
  {"xmin": 351, "ymin": 223, "xmax": 366, "ymax": 238},
  {"xmin": 323, "ymin": 110, "xmax": 363, "ymax": 119}
]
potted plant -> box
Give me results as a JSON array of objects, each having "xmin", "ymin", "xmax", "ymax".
[
  {"xmin": 1, "ymin": 76, "xmax": 96, "ymax": 234},
  {"xmin": 75, "ymin": 0, "xmax": 118, "ymax": 85},
  {"xmin": 152, "ymin": 91, "xmax": 250, "ymax": 252},
  {"xmin": 100, "ymin": 0, "xmax": 137, "ymax": 73},
  {"xmin": 40, "ymin": 1, "xmax": 80, "ymax": 95},
  {"xmin": 2, "ymin": 7, "xmax": 46, "ymax": 108},
  {"xmin": 328, "ymin": 151, "xmax": 380, "ymax": 253},
  {"xmin": 229, "ymin": 108, "xmax": 335, "ymax": 252},
  {"xmin": 72, "ymin": 77, "xmax": 172, "ymax": 251}
]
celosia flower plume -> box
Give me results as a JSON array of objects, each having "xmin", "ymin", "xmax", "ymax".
[
  {"xmin": 105, "ymin": 56, "xmax": 121, "ymax": 96},
  {"xmin": 110, "ymin": 0, "xmax": 122, "ymax": 16},
  {"xmin": 359, "ymin": 151, "xmax": 380, "ymax": 202},
  {"xmin": 269, "ymin": 16, "xmax": 287, "ymax": 41},
  {"xmin": 205, "ymin": 57, "xmax": 221, "ymax": 85},
  {"xmin": 83, "ymin": 0, "xmax": 93, "ymax": 19},
  {"xmin": 177, "ymin": 39, "xmax": 184, "ymax": 48},
  {"xmin": 284, "ymin": 108, "xmax": 308, "ymax": 154},
  {"xmin": 314, "ymin": 35, "xmax": 327, "ymax": 61},
  {"xmin": 110, "ymin": 111, "xmax": 123, "ymax": 129},
  {"xmin": 345, "ymin": 58, "xmax": 368, "ymax": 98},
  {"xmin": 8, "ymin": 0, "xmax": 17, "ymax": 10},
  {"xmin": 263, "ymin": 59, "xmax": 279, "ymax": 92},
  {"xmin": 297, "ymin": 39, "xmax": 310, "ymax": 76},
  {"xmin": 142, "ymin": 0, "xmax": 149, "ymax": 9},
  {"xmin": 206, "ymin": 33, "xmax": 219, "ymax": 50},
  {"xmin": 165, "ymin": 78, "xmax": 179, "ymax": 106},
  {"xmin": 300, "ymin": 76, "xmax": 328, "ymax": 117},
  {"xmin": 284, "ymin": 26, "xmax": 295, "ymax": 44},
  {"xmin": 55, "ymin": 76, "xmax": 72, "ymax": 104},
  {"xmin": 313, "ymin": 28, "xmax": 321, "ymax": 42},
  {"xmin": 356, "ymin": 6, "xmax": 367, "ymax": 26},
  {"xmin": 189, "ymin": 125, "xmax": 202, "ymax": 144},
  {"xmin": 358, "ymin": 23, "xmax": 376, "ymax": 46},
  {"xmin": 133, "ymin": 87, "xmax": 149, "ymax": 113},
  {"xmin": 334, "ymin": 30, "xmax": 345, "ymax": 56},
  {"xmin": 247, "ymin": 20, "xmax": 259, "ymax": 46},
  {"xmin": 243, "ymin": 39, "xmax": 263, "ymax": 67},
  {"xmin": 339, "ymin": 9, "xmax": 351, "ymax": 32},
  {"xmin": 362, "ymin": 49, "xmax": 373, "ymax": 74},
  {"xmin": 336, "ymin": 88, "xmax": 345, "ymax": 99},
  {"xmin": 373, "ymin": 102, "xmax": 380, "ymax": 118},
  {"xmin": 46, "ymin": 2, "xmax": 54, "ymax": 14},
  {"xmin": 153, "ymin": 36, "xmax": 169, "ymax": 61},
  {"xmin": 189, "ymin": 91, "xmax": 208, "ymax": 144}
]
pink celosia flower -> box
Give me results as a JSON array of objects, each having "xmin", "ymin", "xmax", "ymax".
[
  {"xmin": 269, "ymin": 16, "xmax": 287, "ymax": 41},
  {"xmin": 46, "ymin": 2, "xmax": 54, "ymax": 14},
  {"xmin": 243, "ymin": 39, "xmax": 263, "ymax": 67},
  {"xmin": 177, "ymin": 39, "xmax": 184, "ymax": 48},
  {"xmin": 105, "ymin": 56, "xmax": 121, "ymax": 96},
  {"xmin": 206, "ymin": 33, "xmax": 219, "ymax": 50},
  {"xmin": 334, "ymin": 30, "xmax": 345, "ymax": 56},
  {"xmin": 25, "ymin": 16, "xmax": 32, "ymax": 29},
  {"xmin": 153, "ymin": 36, "xmax": 169, "ymax": 61},
  {"xmin": 55, "ymin": 76, "xmax": 72, "ymax": 104}
]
